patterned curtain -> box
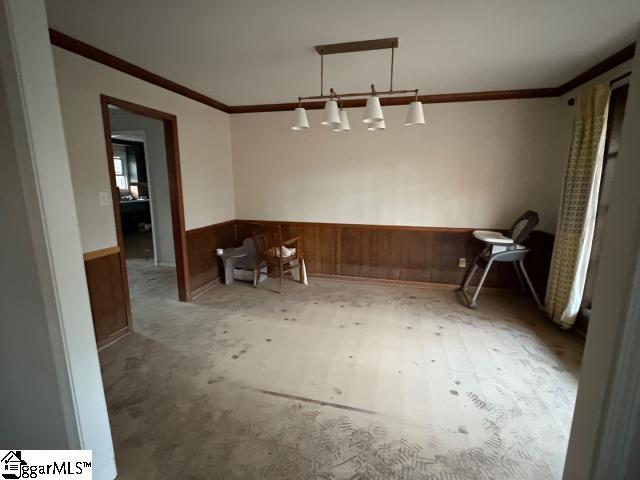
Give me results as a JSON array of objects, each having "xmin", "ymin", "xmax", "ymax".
[{"xmin": 545, "ymin": 83, "xmax": 610, "ymax": 329}]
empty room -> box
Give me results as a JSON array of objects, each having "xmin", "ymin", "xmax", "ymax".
[{"xmin": 2, "ymin": 1, "xmax": 640, "ymax": 479}]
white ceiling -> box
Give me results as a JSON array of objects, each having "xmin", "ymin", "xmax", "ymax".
[{"xmin": 45, "ymin": 0, "xmax": 639, "ymax": 106}]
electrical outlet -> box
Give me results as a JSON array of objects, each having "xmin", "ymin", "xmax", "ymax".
[
  {"xmin": 459, "ymin": 257, "xmax": 467, "ymax": 268},
  {"xmin": 98, "ymin": 191, "xmax": 110, "ymax": 206}
]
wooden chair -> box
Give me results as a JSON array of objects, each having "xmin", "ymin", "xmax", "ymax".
[{"xmin": 252, "ymin": 225, "xmax": 305, "ymax": 292}]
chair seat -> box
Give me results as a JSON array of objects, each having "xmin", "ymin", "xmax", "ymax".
[{"xmin": 267, "ymin": 246, "xmax": 296, "ymax": 258}]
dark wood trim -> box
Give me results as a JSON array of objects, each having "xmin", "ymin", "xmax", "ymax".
[
  {"xmin": 97, "ymin": 326, "xmax": 130, "ymax": 351},
  {"xmin": 310, "ymin": 273, "xmax": 459, "ymax": 290},
  {"xmin": 83, "ymin": 245, "xmax": 120, "ymax": 261},
  {"xmin": 100, "ymin": 96, "xmax": 133, "ymax": 328},
  {"xmin": 50, "ymin": 29, "xmax": 635, "ymax": 115},
  {"xmin": 190, "ymin": 278, "xmax": 222, "ymax": 298},
  {"xmin": 228, "ymin": 88, "xmax": 559, "ymax": 113},
  {"xmin": 100, "ymin": 94, "xmax": 191, "ymax": 301},
  {"xmin": 186, "ymin": 219, "xmax": 236, "ymax": 236},
  {"xmin": 51, "ymin": 29, "xmax": 230, "ymax": 113},
  {"xmin": 103, "ymin": 95, "xmax": 178, "ymax": 121},
  {"xmin": 236, "ymin": 218, "xmax": 484, "ymax": 233},
  {"xmin": 162, "ymin": 115, "xmax": 191, "ymax": 301},
  {"xmin": 558, "ymin": 43, "xmax": 636, "ymax": 95}
]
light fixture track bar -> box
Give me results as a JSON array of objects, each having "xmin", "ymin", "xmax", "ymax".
[
  {"xmin": 315, "ymin": 37, "xmax": 398, "ymax": 55},
  {"xmin": 300, "ymin": 88, "xmax": 418, "ymax": 101}
]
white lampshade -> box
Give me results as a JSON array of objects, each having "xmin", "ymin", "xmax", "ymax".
[
  {"xmin": 367, "ymin": 119, "xmax": 386, "ymax": 131},
  {"xmin": 290, "ymin": 107, "xmax": 310, "ymax": 130},
  {"xmin": 363, "ymin": 96, "xmax": 384, "ymax": 123},
  {"xmin": 321, "ymin": 100, "xmax": 341, "ymax": 125},
  {"xmin": 404, "ymin": 101, "xmax": 425, "ymax": 126},
  {"xmin": 332, "ymin": 110, "xmax": 351, "ymax": 132}
]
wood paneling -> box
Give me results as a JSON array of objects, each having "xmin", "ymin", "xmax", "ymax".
[
  {"xmin": 186, "ymin": 220, "xmax": 238, "ymax": 294},
  {"xmin": 84, "ymin": 249, "xmax": 130, "ymax": 348},
  {"xmin": 83, "ymin": 245, "xmax": 120, "ymax": 262},
  {"xmin": 236, "ymin": 220, "xmax": 554, "ymax": 294},
  {"xmin": 82, "ymin": 221, "xmax": 553, "ymax": 348},
  {"xmin": 525, "ymin": 230, "xmax": 555, "ymax": 300}
]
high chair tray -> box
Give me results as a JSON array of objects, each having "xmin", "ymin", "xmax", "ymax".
[{"xmin": 472, "ymin": 230, "xmax": 514, "ymax": 245}]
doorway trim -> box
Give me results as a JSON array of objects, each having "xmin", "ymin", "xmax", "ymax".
[{"xmin": 100, "ymin": 94, "xmax": 190, "ymax": 302}]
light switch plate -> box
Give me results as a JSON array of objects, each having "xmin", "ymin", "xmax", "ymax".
[
  {"xmin": 98, "ymin": 191, "xmax": 110, "ymax": 206},
  {"xmin": 459, "ymin": 257, "xmax": 467, "ymax": 268}
]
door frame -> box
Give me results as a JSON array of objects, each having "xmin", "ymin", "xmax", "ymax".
[{"xmin": 100, "ymin": 94, "xmax": 190, "ymax": 303}]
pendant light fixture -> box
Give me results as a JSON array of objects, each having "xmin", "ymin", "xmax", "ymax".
[
  {"xmin": 367, "ymin": 119, "xmax": 386, "ymax": 131},
  {"xmin": 404, "ymin": 93, "xmax": 425, "ymax": 126},
  {"xmin": 321, "ymin": 91, "xmax": 341, "ymax": 125},
  {"xmin": 363, "ymin": 86, "xmax": 384, "ymax": 124},
  {"xmin": 332, "ymin": 107, "xmax": 351, "ymax": 131},
  {"xmin": 291, "ymin": 37, "xmax": 425, "ymax": 133},
  {"xmin": 290, "ymin": 98, "xmax": 310, "ymax": 130}
]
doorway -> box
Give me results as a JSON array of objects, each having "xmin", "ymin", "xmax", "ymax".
[
  {"xmin": 110, "ymin": 136, "xmax": 157, "ymax": 262},
  {"xmin": 100, "ymin": 95, "xmax": 190, "ymax": 312}
]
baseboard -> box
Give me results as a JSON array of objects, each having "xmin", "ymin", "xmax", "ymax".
[
  {"xmin": 310, "ymin": 273, "xmax": 460, "ymax": 290},
  {"xmin": 310, "ymin": 273, "xmax": 516, "ymax": 294},
  {"xmin": 97, "ymin": 326, "xmax": 130, "ymax": 351},
  {"xmin": 191, "ymin": 278, "xmax": 222, "ymax": 298}
]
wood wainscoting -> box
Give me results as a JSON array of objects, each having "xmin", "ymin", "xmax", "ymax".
[
  {"xmin": 235, "ymin": 220, "xmax": 554, "ymax": 298},
  {"xmin": 83, "ymin": 246, "xmax": 130, "ymax": 349},
  {"xmin": 186, "ymin": 220, "xmax": 238, "ymax": 295},
  {"xmin": 83, "ymin": 220, "xmax": 554, "ymax": 349}
]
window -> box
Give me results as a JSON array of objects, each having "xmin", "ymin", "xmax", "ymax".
[
  {"xmin": 114, "ymin": 155, "xmax": 127, "ymax": 190},
  {"xmin": 112, "ymin": 144, "xmax": 128, "ymax": 191}
]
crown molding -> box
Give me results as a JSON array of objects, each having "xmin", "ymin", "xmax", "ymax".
[
  {"xmin": 49, "ymin": 29, "xmax": 230, "ymax": 113},
  {"xmin": 228, "ymin": 88, "xmax": 559, "ymax": 113},
  {"xmin": 558, "ymin": 43, "xmax": 635, "ymax": 95},
  {"xmin": 49, "ymin": 28, "xmax": 635, "ymax": 115}
]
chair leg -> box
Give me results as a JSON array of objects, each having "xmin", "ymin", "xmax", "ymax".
[
  {"xmin": 458, "ymin": 249, "xmax": 486, "ymax": 291},
  {"xmin": 253, "ymin": 268, "xmax": 258, "ymax": 288},
  {"xmin": 469, "ymin": 260, "xmax": 493, "ymax": 308},
  {"xmin": 298, "ymin": 259, "xmax": 304, "ymax": 284},
  {"xmin": 513, "ymin": 262, "xmax": 526, "ymax": 292},
  {"xmin": 459, "ymin": 263, "xmax": 478, "ymax": 291},
  {"xmin": 518, "ymin": 260, "xmax": 543, "ymax": 310}
]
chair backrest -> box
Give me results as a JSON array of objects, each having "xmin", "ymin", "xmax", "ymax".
[
  {"xmin": 241, "ymin": 237, "xmax": 255, "ymax": 256},
  {"xmin": 252, "ymin": 225, "xmax": 283, "ymax": 262},
  {"xmin": 508, "ymin": 210, "xmax": 539, "ymax": 244}
]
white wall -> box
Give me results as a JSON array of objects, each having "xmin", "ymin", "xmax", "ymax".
[
  {"xmin": 53, "ymin": 35, "xmax": 631, "ymax": 251},
  {"xmin": 53, "ymin": 48, "xmax": 235, "ymax": 253},
  {"xmin": 109, "ymin": 110, "xmax": 175, "ymax": 265},
  {"xmin": 0, "ymin": 1, "xmax": 115, "ymax": 478},
  {"xmin": 231, "ymin": 99, "xmax": 570, "ymax": 233}
]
